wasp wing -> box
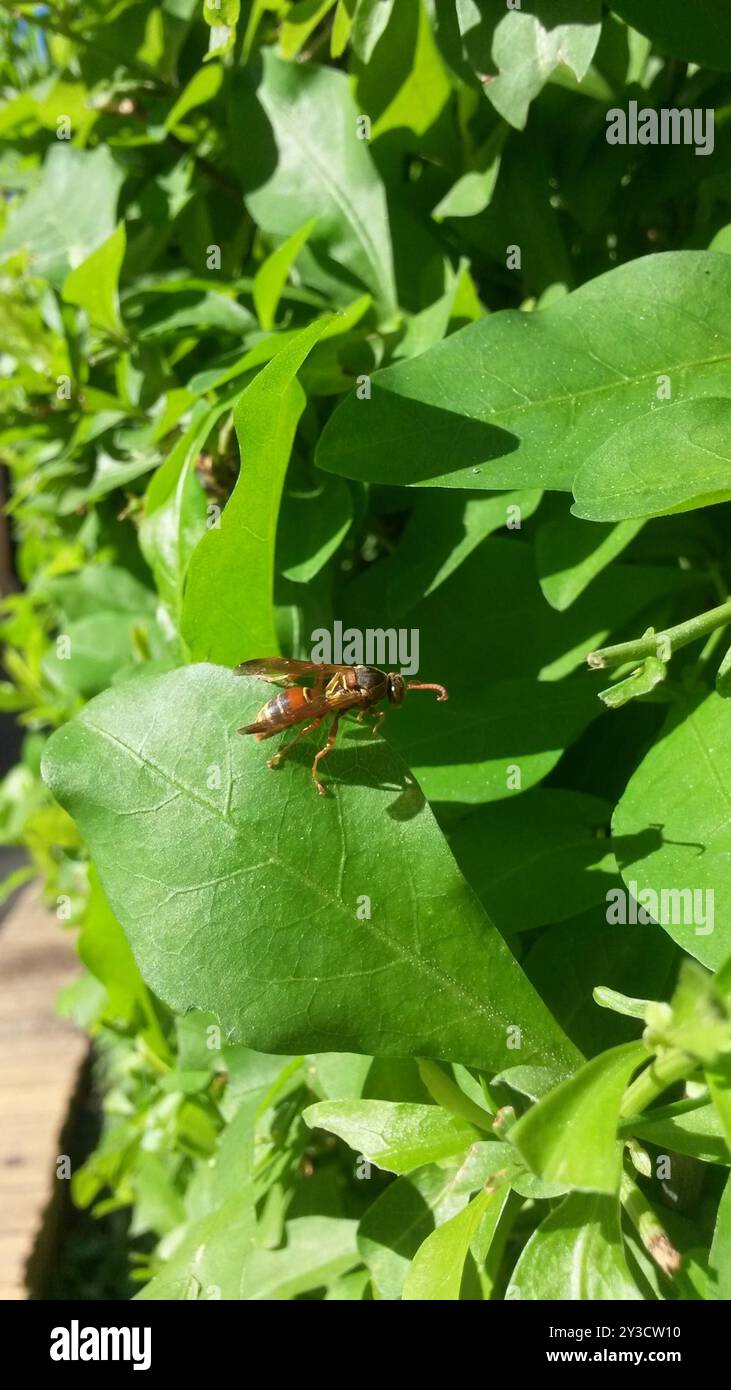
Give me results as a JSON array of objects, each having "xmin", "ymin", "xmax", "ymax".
[{"xmin": 234, "ymin": 657, "xmax": 336, "ymax": 685}]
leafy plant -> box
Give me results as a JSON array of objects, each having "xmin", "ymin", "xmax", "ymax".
[{"xmin": 2, "ymin": 0, "xmax": 731, "ymax": 1301}]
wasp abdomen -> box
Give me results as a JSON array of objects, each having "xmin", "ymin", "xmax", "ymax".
[{"xmin": 254, "ymin": 686, "xmax": 312, "ymax": 737}]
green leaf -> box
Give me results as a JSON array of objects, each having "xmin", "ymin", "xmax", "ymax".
[
  {"xmin": 41, "ymin": 664, "xmax": 579, "ymax": 1075},
  {"xmin": 305, "ymin": 1099, "xmax": 480, "ymax": 1173},
  {"xmin": 449, "ymin": 788, "xmax": 618, "ymax": 934},
  {"xmin": 510, "ymin": 1042, "xmax": 647, "ymax": 1193},
  {"xmin": 357, "ymin": 536, "xmax": 690, "ymax": 805},
  {"xmin": 484, "ymin": 4, "xmax": 602, "ymax": 131},
  {"xmin": 136, "ymin": 1191, "xmax": 256, "ymax": 1298},
  {"xmin": 253, "ymin": 218, "xmax": 318, "ymax": 330},
  {"xmin": 717, "ymin": 644, "xmax": 731, "ymax": 699},
  {"xmin": 349, "ymin": 0, "xmax": 395, "ymax": 61},
  {"xmin": 279, "ymin": 0, "xmax": 338, "ymax": 60},
  {"xmin": 136, "ymin": 1086, "xmax": 261, "ymax": 1299},
  {"xmin": 352, "ymin": 489, "xmax": 542, "ymax": 621},
  {"xmin": 79, "ymin": 868, "xmax": 170, "ymax": 1058},
  {"xmin": 181, "ymin": 318, "xmax": 331, "ymax": 664},
  {"xmin": 229, "ymin": 50, "xmax": 397, "ymax": 314},
  {"xmin": 710, "ymin": 1173, "xmax": 731, "ymax": 1298},
  {"xmin": 239, "ymin": 1215, "xmax": 359, "ymax": 1299},
  {"xmin": 390, "ymin": 674, "xmax": 599, "ymax": 805},
  {"xmin": 203, "ymin": 0, "xmax": 241, "ymax": 27},
  {"xmin": 611, "ymin": 1, "xmax": 731, "ymax": 72},
  {"xmin": 43, "ymin": 566, "xmax": 157, "ymax": 623},
  {"xmin": 164, "ymin": 62, "xmax": 224, "ymax": 130},
  {"xmin": 357, "ymin": 1161, "xmax": 469, "ymax": 1299},
  {"xmin": 355, "ymin": 0, "xmax": 452, "ymax": 146},
  {"xmin": 524, "ymin": 908, "xmax": 677, "ymax": 1057},
  {"xmin": 612, "ymin": 690, "xmax": 731, "ymax": 969},
  {"xmin": 506, "ymin": 1193, "xmax": 643, "ymax": 1300},
  {"xmin": 598, "ymin": 654, "xmax": 668, "ymax": 709},
  {"xmin": 62, "ymin": 223, "xmax": 126, "ymax": 337},
  {"xmin": 316, "ymin": 252, "xmax": 731, "ymax": 491},
  {"xmin": 140, "ymin": 401, "xmax": 223, "ymax": 623},
  {"xmin": 42, "ymin": 612, "xmax": 152, "ymax": 698},
  {"xmin": 402, "ymin": 1185, "xmax": 509, "ymax": 1300},
  {"xmin": 573, "ymin": 399, "xmax": 731, "ymax": 522},
  {"xmin": 707, "ymin": 1056, "xmax": 731, "ymax": 1157},
  {"xmin": 58, "ymin": 450, "xmax": 163, "ymax": 514},
  {"xmin": 630, "ymin": 1102, "xmax": 730, "ymax": 1166},
  {"xmin": 0, "ymin": 145, "xmax": 124, "ymax": 288},
  {"xmin": 278, "ymin": 466, "xmax": 353, "ymax": 583},
  {"xmin": 537, "ymin": 512, "xmax": 643, "ymax": 611},
  {"xmin": 331, "ymin": 0, "xmax": 357, "ymax": 57}
]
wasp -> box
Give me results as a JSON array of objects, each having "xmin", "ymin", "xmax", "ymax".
[{"xmin": 236, "ymin": 658, "xmax": 448, "ymax": 796}]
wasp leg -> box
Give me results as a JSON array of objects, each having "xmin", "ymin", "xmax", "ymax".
[
  {"xmin": 357, "ymin": 708, "xmax": 385, "ymax": 738},
  {"xmin": 267, "ymin": 719, "xmax": 321, "ymax": 769},
  {"xmin": 311, "ymin": 714, "xmax": 342, "ymax": 796}
]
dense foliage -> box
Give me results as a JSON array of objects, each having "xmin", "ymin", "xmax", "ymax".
[{"xmin": 2, "ymin": 0, "xmax": 731, "ymax": 1300}]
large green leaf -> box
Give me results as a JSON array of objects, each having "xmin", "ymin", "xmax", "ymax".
[
  {"xmin": 181, "ymin": 319, "xmax": 330, "ymax": 664},
  {"xmin": 42, "ymin": 663, "xmax": 579, "ymax": 1076},
  {"xmin": 390, "ymin": 674, "xmax": 599, "ymax": 805},
  {"xmin": 612, "ymin": 690, "xmax": 731, "ymax": 970},
  {"xmin": 573, "ymin": 399, "xmax": 731, "ymax": 522},
  {"xmin": 229, "ymin": 50, "xmax": 397, "ymax": 314},
  {"xmin": 524, "ymin": 908, "xmax": 677, "ymax": 1057},
  {"xmin": 449, "ymin": 788, "xmax": 618, "ymax": 934},
  {"xmin": 346, "ymin": 534, "xmax": 696, "ymax": 804},
  {"xmin": 316, "ymin": 252, "xmax": 731, "ymax": 491}
]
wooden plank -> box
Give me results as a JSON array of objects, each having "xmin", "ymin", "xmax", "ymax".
[{"xmin": 0, "ymin": 884, "xmax": 87, "ymax": 1299}]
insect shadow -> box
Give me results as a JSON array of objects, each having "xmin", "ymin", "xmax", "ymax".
[
  {"xmin": 277, "ymin": 728, "xmax": 427, "ymax": 821},
  {"xmin": 612, "ymin": 823, "xmax": 706, "ymax": 866}
]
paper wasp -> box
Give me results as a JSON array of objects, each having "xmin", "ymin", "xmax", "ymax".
[{"xmin": 236, "ymin": 658, "xmax": 448, "ymax": 796}]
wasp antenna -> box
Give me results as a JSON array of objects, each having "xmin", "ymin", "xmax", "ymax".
[{"xmin": 406, "ymin": 682, "xmax": 449, "ymax": 702}]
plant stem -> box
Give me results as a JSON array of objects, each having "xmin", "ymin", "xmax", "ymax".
[
  {"xmin": 620, "ymin": 1048, "xmax": 696, "ymax": 1120},
  {"xmin": 620, "ymin": 1171, "xmax": 682, "ymax": 1277},
  {"xmin": 587, "ymin": 597, "xmax": 731, "ymax": 670}
]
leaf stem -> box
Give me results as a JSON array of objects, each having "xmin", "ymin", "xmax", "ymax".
[
  {"xmin": 587, "ymin": 597, "xmax": 731, "ymax": 670},
  {"xmin": 619, "ymin": 1048, "xmax": 696, "ymax": 1120},
  {"xmin": 620, "ymin": 1171, "xmax": 682, "ymax": 1278}
]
